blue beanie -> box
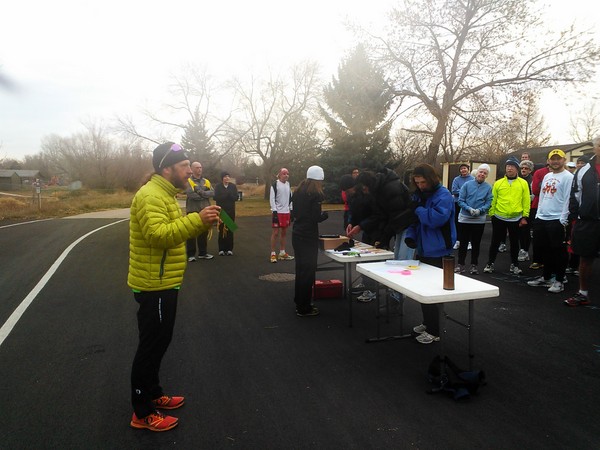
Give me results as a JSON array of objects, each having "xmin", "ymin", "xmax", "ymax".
[{"xmin": 505, "ymin": 157, "xmax": 520, "ymax": 169}]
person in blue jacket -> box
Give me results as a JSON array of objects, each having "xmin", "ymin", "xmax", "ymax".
[
  {"xmin": 405, "ymin": 163, "xmax": 456, "ymax": 344},
  {"xmin": 451, "ymin": 163, "xmax": 474, "ymax": 248},
  {"xmin": 455, "ymin": 164, "xmax": 493, "ymax": 275}
]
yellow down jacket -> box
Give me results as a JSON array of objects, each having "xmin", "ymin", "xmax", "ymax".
[{"xmin": 128, "ymin": 174, "xmax": 210, "ymax": 291}]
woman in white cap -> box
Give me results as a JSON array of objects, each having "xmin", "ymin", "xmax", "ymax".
[{"xmin": 291, "ymin": 165, "xmax": 329, "ymax": 317}]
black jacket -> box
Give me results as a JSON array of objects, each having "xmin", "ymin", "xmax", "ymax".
[
  {"xmin": 214, "ymin": 183, "xmax": 238, "ymax": 219},
  {"xmin": 359, "ymin": 168, "xmax": 416, "ymax": 247},
  {"xmin": 291, "ymin": 189, "xmax": 327, "ymax": 238},
  {"xmin": 570, "ymin": 154, "xmax": 600, "ymax": 221}
]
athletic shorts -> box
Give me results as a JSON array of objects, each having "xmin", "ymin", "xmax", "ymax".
[
  {"xmin": 571, "ymin": 219, "xmax": 600, "ymax": 257},
  {"xmin": 273, "ymin": 212, "xmax": 291, "ymax": 228}
]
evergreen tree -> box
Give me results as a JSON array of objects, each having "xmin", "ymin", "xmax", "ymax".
[
  {"xmin": 320, "ymin": 44, "xmax": 395, "ymax": 178},
  {"xmin": 181, "ymin": 109, "xmax": 216, "ymax": 177}
]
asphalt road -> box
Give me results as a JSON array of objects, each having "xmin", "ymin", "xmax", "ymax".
[{"xmin": 1, "ymin": 210, "xmax": 599, "ymax": 449}]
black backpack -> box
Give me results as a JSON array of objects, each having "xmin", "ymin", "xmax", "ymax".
[{"xmin": 427, "ymin": 355, "xmax": 486, "ymax": 400}]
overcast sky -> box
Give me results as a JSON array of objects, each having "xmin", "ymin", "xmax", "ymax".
[{"xmin": 0, "ymin": 0, "xmax": 597, "ymax": 161}]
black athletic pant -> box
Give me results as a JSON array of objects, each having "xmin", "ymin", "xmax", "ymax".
[
  {"xmin": 131, "ymin": 289, "xmax": 178, "ymax": 418},
  {"xmin": 519, "ymin": 218, "xmax": 532, "ymax": 253},
  {"xmin": 488, "ymin": 216, "xmax": 520, "ymax": 265},
  {"xmin": 533, "ymin": 218, "xmax": 569, "ymax": 282},
  {"xmin": 292, "ymin": 233, "xmax": 318, "ymax": 313},
  {"xmin": 187, "ymin": 231, "xmax": 208, "ymax": 257},
  {"xmin": 218, "ymin": 222, "xmax": 234, "ymax": 252},
  {"xmin": 418, "ymin": 256, "xmax": 442, "ymax": 336},
  {"xmin": 457, "ymin": 222, "xmax": 485, "ymax": 266}
]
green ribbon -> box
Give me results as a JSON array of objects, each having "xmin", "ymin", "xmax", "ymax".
[{"xmin": 220, "ymin": 209, "xmax": 237, "ymax": 232}]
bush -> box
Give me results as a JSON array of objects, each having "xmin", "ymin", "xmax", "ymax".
[
  {"xmin": 323, "ymin": 182, "xmax": 343, "ymax": 204},
  {"xmin": 0, "ymin": 197, "xmax": 27, "ymax": 211}
]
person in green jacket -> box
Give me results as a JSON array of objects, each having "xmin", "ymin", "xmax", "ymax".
[
  {"xmin": 128, "ymin": 142, "xmax": 221, "ymax": 432},
  {"xmin": 483, "ymin": 157, "xmax": 530, "ymax": 275}
]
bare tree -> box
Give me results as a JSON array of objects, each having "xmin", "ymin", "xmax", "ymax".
[
  {"xmin": 230, "ymin": 62, "xmax": 323, "ymax": 197},
  {"xmin": 39, "ymin": 121, "xmax": 131, "ymax": 189},
  {"xmin": 368, "ymin": 0, "xmax": 600, "ymax": 164},
  {"xmin": 389, "ymin": 128, "xmax": 430, "ymax": 178},
  {"xmin": 112, "ymin": 139, "xmax": 152, "ymax": 191},
  {"xmin": 115, "ymin": 65, "xmax": 236, "ymax": 178},
  {"xmin": 570, "ymin": 102, "xmax": 600, "ymax": 142},
  {"xmin": 40, "ymin": 134, "xmax": 88, "ymax": 182}
]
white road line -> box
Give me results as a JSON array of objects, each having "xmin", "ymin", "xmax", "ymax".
[
  {"xmin": 0, "ymin": 218, "xmax": 53, "ymax": 229},
  {"xmin": 0, "ymin": 219, "xmax": 128, "ymax": 348}
]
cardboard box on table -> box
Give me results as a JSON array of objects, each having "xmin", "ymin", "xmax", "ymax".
[{"xmin": 319, "ymin": 236, "xmax": 350, "ymax": 250}]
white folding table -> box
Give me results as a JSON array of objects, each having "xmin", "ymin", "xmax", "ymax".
[
  {"xmin": 318, "ymin": 242, "xmax": 394, "ymax": 327},
  {"xmin": 356, "ymin": 261, "xmax": 499, "ymax": 368}
]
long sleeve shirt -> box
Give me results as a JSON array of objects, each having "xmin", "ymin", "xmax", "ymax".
[
  {"xmin": 269, "ymin": 180, "xmax": 292, "ymax": 213},
  {"xmin": 457, "ymin": 179, "xmax": 493, "ymax": 224},
  {"xmin": 536, "ymin": 170, "xmax": 574, "ymax": 225}
]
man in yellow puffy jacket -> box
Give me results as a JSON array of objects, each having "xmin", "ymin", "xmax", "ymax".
[
  {"xmin": 483, "ymin": 157, "xmax": 530, "ymax": 275},
  {"xmin": 128, "ymin": 142, "xmax": 220, "ymax": 432}
]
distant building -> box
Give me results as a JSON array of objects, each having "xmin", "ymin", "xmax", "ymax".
[
  {"xmin": 0, "ymin": 169, "xmax": 41, "ymax": 190},
  {"xmin": 504, "ymin": 141, "xmax": 593, "ymax": 173}
]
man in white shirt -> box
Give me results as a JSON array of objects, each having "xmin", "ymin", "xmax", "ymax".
[
  {"xmin": 269, "ymin": 168, "xmax": 295, "ymax": 263},
  {"xmin": 527, "ymin": 149, "xmax": 574, "ymax": 293}
]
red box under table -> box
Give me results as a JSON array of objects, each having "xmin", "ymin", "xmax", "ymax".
[{"xmin": 313, "ymin": 279, "xmax": 343, "ymax": 299}]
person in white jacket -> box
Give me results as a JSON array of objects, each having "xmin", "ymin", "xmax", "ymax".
[
  {"xmin": 527, "ymin": 149, "xmax": 574, "ymax": 293},
  {"xmin": 269, "ymin": 168, "xmax": 295, "ymax": 263}
]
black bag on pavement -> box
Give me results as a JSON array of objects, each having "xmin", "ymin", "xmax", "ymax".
[{"xmin": 427, "ymin": 355, "xmax": 486, "ymax": 400}]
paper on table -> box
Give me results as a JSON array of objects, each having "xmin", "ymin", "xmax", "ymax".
[{"xmin": 385, "ymin": 259, "xmax": 420, "ymax": 269}]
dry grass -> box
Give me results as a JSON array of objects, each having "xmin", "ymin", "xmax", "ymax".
[
  {"xmin": 0, "ymin": 189, "xmax": 134, "ymax": 221},
  {"xmin": 0, "ymin": 184, "xmax": 343, "ymax": 222}
]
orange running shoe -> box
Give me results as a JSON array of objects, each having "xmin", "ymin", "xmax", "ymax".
[
  {"xmin": 153, "ymin": 395, "xmax": 185, "ymax": 410},
  {"xmin": 130, "ymin": 411, "xmax": 178, "ymax": 432}
]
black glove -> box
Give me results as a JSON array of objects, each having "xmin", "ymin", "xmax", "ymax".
[
  {"xmin": 404, "ymin": 237, "xmax": 417, "ymax": 249},
  {"xmin": 320, "ymin": 211, "xmax": 329, "ymax": 221},
  {"xmin": 272, "ymin": 211, "xmax": 279, "ymax": 225}
]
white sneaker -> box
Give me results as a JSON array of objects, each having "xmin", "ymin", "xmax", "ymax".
[
  {"xmin": 357, "ymin": 290, "xmax": 376, "ymax": 302},
  {"xmin": 509, "ymin": 264, "xmax": 522, "ymax": 275},
  {"xmin": 498, "ymin": 243, "xmax": 507, "ymax": 252},
  {"xmin": 413, "ymin": 324, "xmax": 427, "ymax": 334},
  {"xmin": 483, "ymin": 263, "xmax": 494, "ymax": 273},
  {"xmin": 218, "ymin": 251, "xmax": 225, "ymax": 256},
  {"xmin": 527, "ymin": 276, "xmax": 553, "ymax": 287},
  {"xmin": 197, "ymin": 254, "xmax": 214, "ymax": 260},
  {"xmin": 453, "ymin": 241, "xmax": 460, "ymax": 250},
  {"xmin": 518, "ymin": 249, "xmax": 529, "ymax": 261},
  {"xmin": 548, "ymin": 281, "xmax": 564, "ymax": 293},
  {"xmin": 467, "ymin": 242, "xmax": 472, "ymax": 250},
  {"xmin": 226, "ymin": 250, "xmax": 233, "ymax": 256},
  {"xmin": 416, "ymin": 332, "xmax": 440, "ymax": 344},
  {"xmin": 187, "ymin": 256, "xmax": 196, "ymax": 262}
]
